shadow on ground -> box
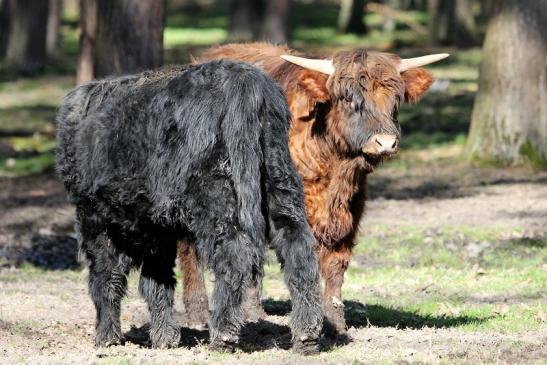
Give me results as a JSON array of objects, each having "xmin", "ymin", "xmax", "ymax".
[
  {"xmin": 123, "ymin": 298, "xmax": 488, "ymax": 353},
  {"xmin": 263, "ymin": 299, "xmax": 487, "ymax": 330},
  {"xmin": 124, "ymin": 321, "xmax": 294, "ymax": 352},
  {"xmin": 124, "ymin": 319, "xmax": 348, "ymax": 353},
  {"xmin": 368, "ymin": 168, "xmax": 547, "ymax": 201},
  {"xmin": 1, "ymin": 233, "xmax": 79, "ymax": 270}
]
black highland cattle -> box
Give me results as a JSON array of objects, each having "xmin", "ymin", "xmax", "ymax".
[{"xmin": 55, "ymin": 60, "xmax": 323, "ymax": 354}]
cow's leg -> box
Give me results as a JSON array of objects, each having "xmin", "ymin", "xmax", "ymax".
[
  {"xmin": 270, "ymin": 225, "xmax": 323, "ymax": 355},
  {"xmin": 139, "ymin": 239, "xmax": 180, "ymax": 348},
  {"xmin": 265, "ymin": 172, "xmax": 323, "ymax": 353},
  {"xmin": 262, "ymin": 116, "xmax": 324, "ymax": 354},
  {"xmin": 317, "ymin": 244, "xmax": 351, "ymax": 335},
  {"xmin": 242, "ymin": 276, "xmax": 267, "ymax": 322},
  {"xmin": 77, "ymin": 214, "xmax": 130, "ymax": 347},
  {"xmin": 204, "ymin": 230, "xmax": 259, "ymax": 352},
  {"xmin": 177, "ymin": 240, "xmax": 209, "ymax": 328}
]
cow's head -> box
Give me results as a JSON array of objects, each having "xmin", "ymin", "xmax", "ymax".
[{"xmin": 281, "ymin": 50, "xmax": 448, "ymax": 166}]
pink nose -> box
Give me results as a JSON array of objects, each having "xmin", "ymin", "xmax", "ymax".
[{"xmin": 363, "ymin": 134, "xmax": 399, "ymax": 155}]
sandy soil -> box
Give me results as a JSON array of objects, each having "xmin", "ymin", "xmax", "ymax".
[{"xmin": 1, "ymin": 163, "xmax": 546, "ymax": 364}]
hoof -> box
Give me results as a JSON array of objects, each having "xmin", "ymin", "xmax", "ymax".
[
  {"xmin": 292, "ymin": 337, "xmax": 320, "ymax": 355},
  {"xmin": 209, "ymin": 338, "xmax": 238, "ymax": 353},
  {"xmin": 324, "ymin": 297, "xmax": 347, "ymax": 336},
  {"xmin": 150, "ymin": 323, "xmax": 181, "ymax": 349},
  {"xmin": 95, "ymin": 329, "xmax": 123, "ymax": 347}
]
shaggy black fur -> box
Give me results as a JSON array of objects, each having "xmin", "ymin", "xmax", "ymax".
[{"xmin": 55, "ymin": 60, "xmax": 323, "ymax": 353}]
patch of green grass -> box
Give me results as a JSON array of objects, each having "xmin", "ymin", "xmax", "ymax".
[
  {"xmin": 349, "ymin": 225, "xmax": 547, "ymax": 333},
  {"xmin": 0, "ymin": 263, "xmax": 82, "ymax": 283},
  {"xmin": 0, "ymin": 105, "xmax": 56, "ymax": 133},
  {"xmin": 353, "ymin": 225, "xmax": 546, "ymax": 270},
  {"xmin": 167, "ymin": 8, "xmax": 229, "ymax": 29},
  {"xmin": 164, "ymin": 28, "xmax": 227, "ymax": 48},
  {"xmin": 0, "ymin": 75, "xmax": 73, "ymax": 108},
  {"xmin": 260, "ymin": 224, "xmax": 546, "ymax": 334},
  {"xmin": 0, "ymin": 151, "xmax": 55, "ymax": 177},
  {"xmin": 59, "ymin": 25, "xmax": 80, "ymax": 56},
  {"xmin": 162, "ymin": 3, "xmax": 430, "ymax": 51},
  {"xmin": 342, "ymin": 265, "xmax": 546, "ymax": 332},
  {"xmin": 8, "ymin": 135, "xmax": 56, "ymax": 153}
]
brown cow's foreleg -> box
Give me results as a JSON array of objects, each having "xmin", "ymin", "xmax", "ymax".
[
  {"xmin": 177, "ymin": 240, "xmax": 209, "ymax": 328},
  {"xmin": 242, "ymin": 277, "xmax": 267, "ymax": 322},
  {"xmin": 317, "ymin": 244, "xmax": 352, "ymax": 335}
]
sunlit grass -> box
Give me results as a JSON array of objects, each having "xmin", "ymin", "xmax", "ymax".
[
  {"xmin": 257, "ymin": 223, "xmax": 547, "ymax": 334},
  {"xmin": 0, "ymin": 152, "xmax": 55, "ymax": 177},
  {"xmin": 164, "ymin": 28, "xmax": 227, "ymax": 48}
]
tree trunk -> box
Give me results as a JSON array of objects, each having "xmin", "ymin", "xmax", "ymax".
[
  {"xmin": 428, "ymin": 0, "xmax": 475, "ymax": 46},
  {"xmin": 94, "ymin": 0, "xmax": 165, "ymax": 78},
  {"xmin": 228, "ymin": 0, "xmax": 264, "ymax": 42},
  {"xmin": 478, "ymin": 0, "xmax": 495, "ymax": 19},
  {"xmin": 338, "ymin": 0, "xmax": 367, "ymax": 35},
  {"xmin": 5, "ymin": 0, "xmax": 49, "ymax": 74},
  {"xmin": 76, "ymin": 0, "xmax": 96, "ymax": 84},
  {"xmin": 260, "ymin": 0, "xmax": 290, "ymax": 44},
  {"xmin": 47, "ymin": 0, "xmax": 63, "ymax": 57},
  {"xmin": 381, "ymin": 0, "xmax": 398, "ymax": 32},
  {"xmin": 0, "ymin": 0, "xmax": 10, "ymax": 59},
  {"xmin": 466, "ymin": 0, "xmax": 547, "ymax": 168}
]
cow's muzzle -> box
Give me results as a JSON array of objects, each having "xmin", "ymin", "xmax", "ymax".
[{"xmin": 362, "ymin": 134, "xmax": 399, "ymax": 156}]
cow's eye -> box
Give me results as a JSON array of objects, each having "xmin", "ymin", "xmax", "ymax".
[{"xmin": 342, "ymin": 97, "xmax": 355, "ymax": 109}]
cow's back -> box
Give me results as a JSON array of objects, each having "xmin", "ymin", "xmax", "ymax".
[
  {"xmin": 200, "ymin": 42, "xmax": 288, "ymax": 75},
  {"xmin": 56, "ymin": 60, "xmax": 291, "ymax": 230}
]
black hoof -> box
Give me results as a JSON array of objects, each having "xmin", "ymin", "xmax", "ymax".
[
  {"xmin": 292, "ymin": 338, "xmax": 320, "ymax": 355},
  {"xmin": 95, "ymin": 328, "xmax": 123, "ymax": 347},
  {"xmin": 150, "ymin": 323, "xmax": 181, "ymax": 348},
  {"xmin": 209, "ymin": 339, "xmax": 238, "ymax": 353}
]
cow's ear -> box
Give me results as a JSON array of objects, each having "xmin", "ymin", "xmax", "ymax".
[
  {"xmin": 297, "ymin": 71, "xmax": 330, "ymax": 102},
  {"xmin": 401, "ymin": 68, "xmax": 434, "ymax": 103},
  {"xmin": 293, "ymin": 71, "xmax": 329, "ymax": 121}
]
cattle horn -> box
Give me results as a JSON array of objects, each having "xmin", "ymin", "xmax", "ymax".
[
  {"xmin": 397, "ymin": 53, "xmax": 449, "ymax": 72},
  {"xmin": 280, "ymin": 55, "xmax": 335, "ymax": 75}
]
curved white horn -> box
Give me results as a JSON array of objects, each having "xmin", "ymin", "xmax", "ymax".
[
  {"xmin": 280, "ymin": 55, "xmax": 335, "ymax": 75},
  {"xmin": 397, "ymin": 53, "xmax": 449, "ymax": 73}
]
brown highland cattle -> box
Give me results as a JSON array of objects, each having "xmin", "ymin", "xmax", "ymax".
[{"xmin": 178, "ymin": 43, "xmax": 448, "ymax": 334}]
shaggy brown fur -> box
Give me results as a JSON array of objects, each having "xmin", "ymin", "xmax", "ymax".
[{"xmin": 178, "ymin": 43, "xmax": 434, "ymax": 333}]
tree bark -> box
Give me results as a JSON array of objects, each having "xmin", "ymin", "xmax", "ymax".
[
  {"xmin": 228, "ymin": 0, "xmax": 264, "ymax": 42},
  {"xmin": 338, "ymin": 0, "xmax": 367, "ymax": 35},
  {"xmin": 466, "ymin": 0, "xmax": 547, "ymax": 168},
  {"xmin": 94, "ymin": 0, "xmax": 165, "ymax": 78},
  {"xmin": 76, "ymin": 0, "xmax": 96, "ymax": 84},
  {"xmin": 0, "ymin": 0, "xmax": 10, "ymax": 59},
  {"xmin": 5, "ymin": 0, "xmax": 49, "ymax": 74},
  {"xmin": 260, "ymin": 0, "xmax": 290, "ymax": 44},
  {"xmin": 47, "ymin": 0, "xmax": 63, "ymax": 57},
  {"xmin": 428, "ymin": 0, "xmax": 475, "ymax": 46}
]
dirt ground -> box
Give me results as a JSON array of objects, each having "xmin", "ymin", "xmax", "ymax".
[{"xmin": 1, "ymin": 160, "xmax": 546, "ymax": 364}]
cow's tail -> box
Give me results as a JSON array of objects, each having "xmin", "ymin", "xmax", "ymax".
[{"xmin": 221, "ymin": 68, "xmax": 273, "ymax": 240}]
